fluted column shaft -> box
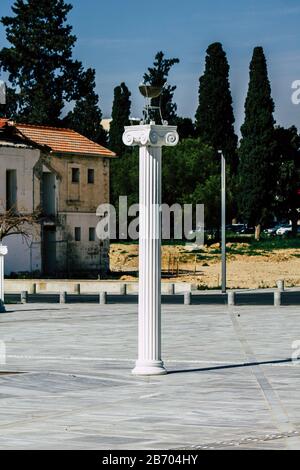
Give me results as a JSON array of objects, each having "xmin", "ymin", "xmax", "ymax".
[
  {"xmin": 123, "ymin": 124, "xmax": 179, "ymax": 376},
  {"xmin": 133, "ymin": 145, "xmax": 165, "ymax": 374},
  {"xmin": 0, "ymin": 255, "xmax": 4, "ymax": 302},
  {"xmin": 0, "ymin": 246, "xmax": 8, "ymax": 310}
]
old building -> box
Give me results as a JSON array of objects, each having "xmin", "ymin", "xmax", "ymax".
[{"xmin": 0, "ymin": 118, "xmax": 116, "ymax": 276}]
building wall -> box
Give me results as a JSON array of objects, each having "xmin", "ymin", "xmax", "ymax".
[
  {"xmin": 100, "ymin": 118, "xmax": 112, "ymax": 132},
  {"xmin": 0, "ymin": 145, "xmax": 41, "ymax": 212},
  {"xmin": 0, "ymin": 145, "xmax": 111, "ymax": 276},
  {"xmin": 49, "ymin": 154, "xmax": 110, "ymax": 213},
  {"xmin": 5, "ymin": 232, "xmax": 41, "ymax": 275},
  {"xmin": 0, "ymin": 145, "xmax": 42, "ymax": 275},
  {"xmin": 55, "ymin": 212, "xmax": 109, "ymax": 274},
  {"xmin": 45, "ymin": 153, "xmax": 110, "ymax": 275}
]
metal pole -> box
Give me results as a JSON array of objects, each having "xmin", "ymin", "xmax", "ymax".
[{"xmin": 219, "ymin": 151, "xmax": 226, "ymax": 293}]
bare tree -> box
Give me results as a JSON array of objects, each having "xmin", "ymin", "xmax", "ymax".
[{"xmin": 0, "ymin": 207, "xmax": 40, "ymax": 243}]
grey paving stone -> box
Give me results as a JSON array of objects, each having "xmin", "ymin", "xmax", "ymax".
[{"xmin": 0, "ymin": 303, "xmax": 300, "ymax": 449}]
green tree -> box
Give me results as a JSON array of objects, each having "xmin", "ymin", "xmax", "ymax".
[
  {"xmin": 273, "ymin": 126, "xmax": 300, "ymax": 235},
  {"xmin": 110, "ymin": 139, "xmax": 222, "ymax": 238},
  {"xmin": 0, "ymin": 0, "xmax": 83, "ymax": 125},
  {"xmin": 109, "ymin": 82, "xmax": 132, "ymax": 218},
  {"xmin": 174, "ymin": 117, "xmax": 196, "ymax": 140},
  {"xmin": 64, "ymin": 68, "xmax": 107, "ymax": 145},
  {"xmin": 162, "ymin": 138, "xmax": 215, "ymax": 204},
  {"xmin": 238, "ymin": 46, "xmax": 276, "ymax": 240},
  {"xmin": 143, "ymin": 51, "xmax": 179, "ymax": 124},
  {"xmin": 109, "ymin": 82, "xmax": 131, "ymax": 156},
  {"xmin": 110, "ymin": 148, "xmax": 139, "ymax": 212},
  {"xmin": 195, "ymin": 42, "xmax": 237, "ymax": 172},
  {"xmin": 162, "ymin": 138, "xmax": 222, "ymax": 232}
]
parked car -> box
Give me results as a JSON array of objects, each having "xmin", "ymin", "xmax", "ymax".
[
  {"xmin": 276, "ymin": 225, "xmax": 300, "ymax": 236},
  {"xmin": 226, "ymin": 224, "xmax": 246, "ymax": 233},
  {"xmin": 240, "ymin": 226, "xmax": 255, "ymax": 234},
  {"xmin": 264, "ymin": 224, "xmax": 285, "ymax": 236}
]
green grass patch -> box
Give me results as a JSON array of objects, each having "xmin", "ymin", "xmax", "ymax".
[
  {"xmin": 248, "ymin": 236, "xmax": 300, "ymax": 251},
  {"xmin": 210, "ymin": 249, "xmax": 221, "ymax": 255}
]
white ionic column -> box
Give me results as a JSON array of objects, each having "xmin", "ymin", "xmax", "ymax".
[
  {"xmin": 123, "ymin": 125, "xmax": 179, "ymax": 375},
  {"xmin": 0, "ymin": 245, "xmax": 8, "ymax": 312}
]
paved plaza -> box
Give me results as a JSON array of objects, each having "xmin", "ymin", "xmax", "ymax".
[{"xmin": 0, "ymin": 303, "xmax": 300, "ymax": 449}]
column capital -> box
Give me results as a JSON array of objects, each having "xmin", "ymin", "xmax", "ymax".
[
  {"xmin": 123, "ymin": 124, "xmax": 179, "ymax": 148},
  {"xmin": 0, "ymin": 246, "xmax": 8, "ymax": 256}
]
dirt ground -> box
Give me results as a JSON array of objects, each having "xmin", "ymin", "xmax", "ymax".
[{"xmin": 110, "ymin": 242, "xmax": 300, "ymax": 289}]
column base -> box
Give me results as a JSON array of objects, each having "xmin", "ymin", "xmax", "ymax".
[
  {"xmin": 132, "ymin": 360, "xmax": 167, "ymax": 376},
  {"xmin": 0, "ymin": 301, "xmax": 6, "ymax": 313}
]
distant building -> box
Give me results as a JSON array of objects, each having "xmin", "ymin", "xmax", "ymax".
[
  {"xmin": 0, "ymin": 118, "xmax": 116, "ymax": 276},
  {"xmin": 101, "ymin": 117, "xmax": 141, "ymax": 133},
  {"xmin": 129, "ymin": 117, "xmax": 141, "ymax": 126},
  {"xmin": 101, "ymin": 118, "xmax": 112, "ymax": 132}
]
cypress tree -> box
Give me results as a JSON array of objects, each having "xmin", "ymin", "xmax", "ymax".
[
  {"xmin": 109, "ymin": 82, "xmax": 131, "ymax": 156},
  {"xmin": 64, "ymin": 68, "xmax": 107, "ymax": 145},
  {"xmin": 195, "ymin": 42, "xmax": 237, "ymax": 171},
  {"xmin": 0, "ymin": 0, "xmax": 83, "ymax": 125},
  {"xmin": 273, "ymin": 126, "xmax": 300, "ymax": 235},
  {"xmin": 109, "ymin": 82, "xmax": 132, "ymax": 215},
  {"xmin": 174, "ymin": 117, "xmax": 196, "ymax": 140},
  {"xmin": 238, "ymin": 46, "xmax": 276, "ymax": 240}
]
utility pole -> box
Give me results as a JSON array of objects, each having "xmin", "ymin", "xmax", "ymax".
[{"xmin": 218, "ymin": 150, "xmax": 226, "ymax": 293}]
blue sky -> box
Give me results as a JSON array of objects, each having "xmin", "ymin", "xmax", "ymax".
[{"xmin": 1, "ymin": 0, "xmax": 300, "ymax": 134}]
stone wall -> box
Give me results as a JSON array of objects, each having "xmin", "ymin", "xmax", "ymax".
[
  {"xmin": 0, "ymin": 145, "xmax": 42, "ymax": 274},
  {"xmin": 0, "ymin": 145, "xmax": 41, "ymax": 211},
  {"xmin": 49, "ymin": 154, "xmax": 110, "ymax": 213},
  {"xmin": 0, "ymin": 144, "xmax": 111, "ymax": 276},
  {"xmin": 4, "ymin": 279, "xmax": 193, "ymax": 294},
  {"xmin": 48, "ymin": 154, "xmax": 110, "ymax": 274}
]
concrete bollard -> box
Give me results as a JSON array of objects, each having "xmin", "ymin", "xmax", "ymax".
[
  {"xmin": 274, "ymin": 291, "xmax": 282, "ymax": 307},
  {"xmin": 99, "ymin": 292, "xmax": 107, "ymax": 305},
  {"xmin": 168, "ymin": 284, "xmax": 175, "ymax": 295},
  {"xmin": 60, "ymin": 292, "xmax": 67, "ymax": 304},
  {"xmin": 276, "ymin": 280, "xmax": 285, "ymax": 292},
  {"xmin": 75, "ymin": 283, "xmax": 81, "ymax": 295},
  {"xmin": 228, "ymin": 291, "xmax": 236, "ymax": 306},
  {"xmin": 120, "ymin": 284, "xmax": 127, "ymax": 296},
  {"xmin": 0, "ymin": 299, "xmax": 6, "ymax": 313},
  {"xmin": 184, "ymin": 292, "xmax": 191, "ymax": 305},
  {"xmin": 21, "ymin": 291, "xmax": 28, "ymax": 304}
]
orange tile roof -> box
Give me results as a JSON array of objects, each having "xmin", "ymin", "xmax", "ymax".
[
  {"xmin": 13, "ymin": 123, "xmax": 116, "ymax": 158},
  {"xmin": 0, "ymin": 118, "xmax": 8, "ymax": 128}
]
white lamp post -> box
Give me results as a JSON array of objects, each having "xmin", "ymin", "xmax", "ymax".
[
  {"xmin": 0, "ymin": 245, "xmax": 8, "ymax": 313},
  {"xmin": 123, "ymin": 124, "xmax": 179, "ymax": 375},
  {"xmin": 218, "ymin": 150, "xmax": 227, "ymax": 294}
]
